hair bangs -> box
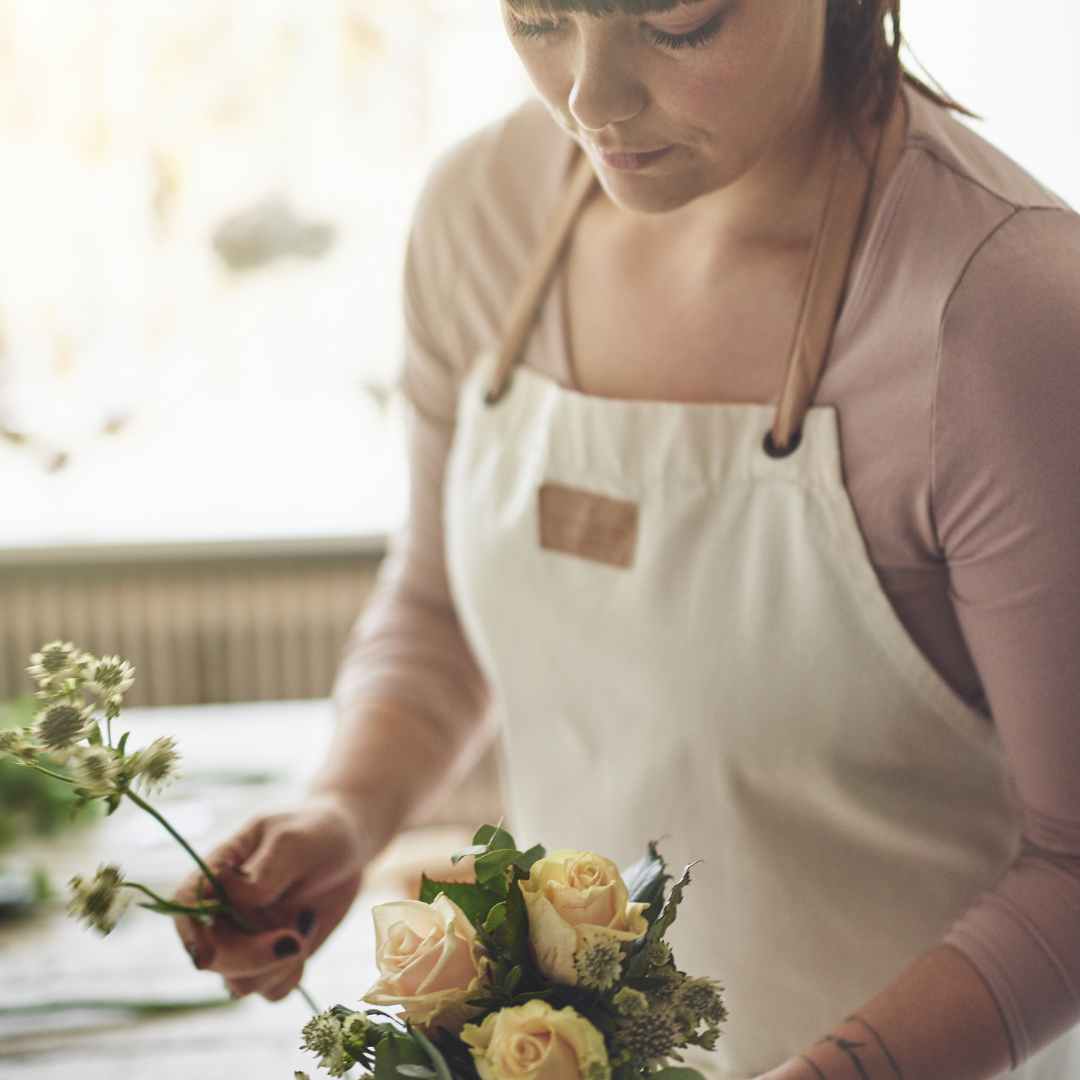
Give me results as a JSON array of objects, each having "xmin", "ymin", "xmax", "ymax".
[{"xmin": 504, "ymin": 0, "xmax": 689, "ymax": 17}]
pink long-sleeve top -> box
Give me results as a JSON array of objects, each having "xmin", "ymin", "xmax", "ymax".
[{"xmin": 334, "ymin": 80, "xmax": 1080, "ymax": 1066}]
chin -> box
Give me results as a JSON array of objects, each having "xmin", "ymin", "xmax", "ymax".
[{"xmin": 596, "ymin": 171, "xmax": 713, "ymax": 217}]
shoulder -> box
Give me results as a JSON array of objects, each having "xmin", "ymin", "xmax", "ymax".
[
  {"xmin": 860, "ymin": 84, "xmax": 1079, "ymax": 363},
  {"xmin": 406, "ymin": 97, "xmax": 576, "ymax": 297}
]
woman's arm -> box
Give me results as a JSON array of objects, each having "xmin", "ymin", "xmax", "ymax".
[
  {"xmin": 769, "ymin": 206, "xmax": 1080, "ymax": 1079},
  {"xmin": 309, "ymin": 143, "xmax": 493, "ymax": 853}
]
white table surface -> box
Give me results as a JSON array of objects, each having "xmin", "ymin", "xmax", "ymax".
[{"xmin": 0, "ymin": 699, "xmax": 473, "ymax": 1079}]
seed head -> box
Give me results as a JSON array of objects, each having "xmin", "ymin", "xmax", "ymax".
[
  {"xmin": 68, "ymin": 864, "xmax": 131, "ymax": 935},
  {"xmin": 676, "ymin": 976, "xmax": 727, "ymax": 1028},
  {"xmin": 129, "ymin": 736, "xmax": 180, "ymax": 795},
  {"xmin": 613, "ymin": 987, "xmax": 650, "ymax": 1018},
  {"xmin": 70, "ymin": 744, "xmax": 122, "ymax": 797},
  {"xmin": 614, "ymin": 1004, "xmax": 684, "ymax": 1069},
  {"xmin": 300, "ymin": 1012, "xmax": 351, "ymax": 1078},
  {"xmin": 87, "ymin": 655, "xmax": 136, "ymax": 704},
  {"xmin": 575, "ymin": 932, "xmax": 624, "ymax": 991},
  {"xmin": 34, "ymin": 702, "xmax": 92, "ymax": 751}
]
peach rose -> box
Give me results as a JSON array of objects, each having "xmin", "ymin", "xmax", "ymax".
[
  {"xmin": 462, "ymin": 1000, "xmax": 610, "ymax": 1080},
  {"xmin": 519, "ymin": 850, "xmax": 648, "ymax": 986},
  {"xmin": 362, "ymin": 893, "xmax": 489, "ymax": 1031}
]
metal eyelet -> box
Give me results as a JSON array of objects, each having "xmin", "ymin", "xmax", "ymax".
[{"xmin": 763, "ymin": 428, "xmax": 803, "ymax": 459}]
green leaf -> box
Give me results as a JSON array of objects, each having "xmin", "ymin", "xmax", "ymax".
[
  {"xmin": 648, "ymin": 862, "xmax": 696, "ymax": 943},
  {"xmin": 472, "ymin": 824, "xmax": 516, "ymax": 851},
  {"xmin": 483, "ymin": 902, "xmax": 508, "ymax": 934},
  {"xmin": 395, "ymin": 1067, "xmax": 436, "ymax": 1079},
  {"xmin": 410, "ymin": 1027, "xmax": 454, "ymax": 1080},
  {"xmin": 514, "ymin": 844, "xmax": 545, "ymax": 873},
  {"xmin": 488, "ymin": 877, "xmax": 530, "ymax": 966},
  {"xmin": 504, "ymin": 965, "xmax": 523, "ymax": 995},
  {"xmin": 474, "ymin": 849, "xmax": 518, "ymax": 887},
  {"xmin": 86, "ymin": 722, "xmax": 102, "ymax": 747},
  {"xmin": 622, "ymin": 841, "xmax": 671, "ymax": 924},
  {"xmin": 117, "ymin": 732, "xmax": 130, "ymax": 757},
  {"xmin": 374, "ymin": 1034, "xmax": 430, "ymax": 1080},
  {"xmin": 650, "ymin": 1070, "xmax": 708, "ymax": 1080},
  {"xmin": 418, "ymin": 875, "xmax": 501, "ymax": 929}
]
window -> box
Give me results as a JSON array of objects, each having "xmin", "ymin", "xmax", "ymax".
[{"xmin": 1, "ymin": 2, "xmax": 1074, "ymax": 553}]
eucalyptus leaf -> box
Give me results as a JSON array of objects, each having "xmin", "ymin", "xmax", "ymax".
[
  {"xmin": 472, "ymin": 824, "xmax": 516, "ymax": 851},
  {"xmin": 514, "ymin": 844, "xmax": 545, "ymax": 873},
  {"xmin": 474, "ymin": 849, "xmax": 518, "ymax": 886},
  {"xmin": 483, "ymin": 902, "xmax": 508, "ymax": 934},
  {"xmin": 450, "ymin": 844, "xmax": 490, "ymax": 866},
  {"xmin": 418, "ymin": 875, "xmax": 500, "ymax": 929}
]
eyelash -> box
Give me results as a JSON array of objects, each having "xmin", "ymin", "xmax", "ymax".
[{"xmin": 508, "ymin": 11, "xmax": 727, "ymax": 51}]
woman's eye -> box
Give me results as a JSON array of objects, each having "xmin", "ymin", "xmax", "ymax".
[
  {"xmin": 506, "ymin": 10, "xmax": 727, "ymax": 50},
  {"xmin": 644, "ymin": 11, "xmax": 728, "ymax": 50},
  {"xmin": 507, "ymin": 14, "xmax": 566, "ymax": 43}
]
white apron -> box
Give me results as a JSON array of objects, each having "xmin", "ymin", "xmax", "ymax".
[{"xmin": 442, "ymin": 102, "xmax": 1076, "ymax": 1079}]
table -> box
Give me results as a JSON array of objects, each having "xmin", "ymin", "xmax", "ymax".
[{"xmin": 0, "ymin": 699, "xmax": 475, "ymax": 1079}]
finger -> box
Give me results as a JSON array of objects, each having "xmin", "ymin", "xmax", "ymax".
[
  {"xmin": 174, "ymin": 911, "xmax": 215, "ymax": 971},
  {"xmin": 260, "ymin": 961, "xmax": 305, "ymax": 1003},
  {"xmin": 300, "ymin": 873, "xmax": 364, "ymax": 958},
  {"xmin": 225, "ymin": 956, "xmax": 303, "ymax": 1000}
]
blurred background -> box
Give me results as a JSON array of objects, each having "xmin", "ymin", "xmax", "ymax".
[{"xmin": 0, "ymin": 4, "xmax": 1076, "ymax": 1074}]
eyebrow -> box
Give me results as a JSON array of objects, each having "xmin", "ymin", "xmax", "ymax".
[{"xmin": 503, "ymin": 0, "xmax": 706, "ymax": 17}]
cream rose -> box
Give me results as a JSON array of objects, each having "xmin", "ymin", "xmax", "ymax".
[
  {"xmin": 519, "ymin": 850, "xmax": 648, "ymax": 986},
  {"xmin": 362, "ymin": 893, "xmax": 489, "ymax": 1031},
  {"xmin": 462, "ymin": 1000, "xmax": 610, "ymax": 1080}
]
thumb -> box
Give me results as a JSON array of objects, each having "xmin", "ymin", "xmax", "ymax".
[{"xmin": 230, "ymin": 829, "xmax": 314, "ymax": 911}]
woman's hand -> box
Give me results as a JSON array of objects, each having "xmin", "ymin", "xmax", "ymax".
[{"xmin": 171, "ymin": 792, "xmax": 370, "ymax": 1001}]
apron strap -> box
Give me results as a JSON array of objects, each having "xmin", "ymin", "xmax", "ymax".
[
  {"xmin": 769, "ymin": 112, "xmax": 891, "ymax": 454},
  {"xmin": 487, "ymin": 99, "xmax": 897, "ymax": 433},
  {"xmin": 485, "ymin": 149, "xmax": 598, "ymax": 406}
]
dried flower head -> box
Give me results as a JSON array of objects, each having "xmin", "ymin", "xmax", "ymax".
[
  {"xmin": 339, "ymin": 1011, "xmax": 372, "ymax": 1046},
  {"xmin": 27, "ymin": 641, "xmax": 87, "ymax": 691},
  {"xmin": 129, "ymin": 736, "xmax": 180, "ymax": 795},
  {"xmin": 0, "ymin": 727, "xmax": 39, "ymax": 764},
  {"xmin": 613, "ymin": 987, "xmax": 649, "ymax": 1018},
  {"xmin": 614, "ymin": 1003, "xmax": 683, "ymax": 1069},
  {"xmin": 300, "ymin": 1012, "xmax": 351, "ymax": 1078},
  {"xmin": 34, "ymin": 702, "xmax": 92, "ymax": 751},
  {"xmin": 70, "ymin": 744, "xmax": 122, "ymax": 798},
  {"xmin": 86, "ymin": 655, "xmax": 135, "ymax": 705},
  {"xmin": 575, "ymin": 931, "xmax": 624, "ymax": 991},
  {"xmin": 68, "ymin": 864, "xmax": 131, "ymax": 935},
  {"xmin": 676, "ymin": 976, "xmax": 728, "ymax": 1028}
]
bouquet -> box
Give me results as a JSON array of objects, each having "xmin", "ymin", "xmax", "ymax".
[
  {"xmin": 0, "ymin": 642, "xmax": 726, "ymax": 1079},
  {"xmin": 297, "ymin": 827, "xmax": 725, "ymax": 1080}
]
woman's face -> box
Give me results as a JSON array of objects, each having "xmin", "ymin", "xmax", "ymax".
[{"xmin": 501, "ymin": 0, "xmax": 833, "ymax": 217}]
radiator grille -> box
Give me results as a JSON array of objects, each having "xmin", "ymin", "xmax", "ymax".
[{"xmin": 0, "ymin": 552, "xmax": 381, "ymax": 706}]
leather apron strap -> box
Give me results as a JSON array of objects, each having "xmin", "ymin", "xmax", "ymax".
[{"xmin": 485, "ymin": 107, "xmax": 894, "ymax": 453}]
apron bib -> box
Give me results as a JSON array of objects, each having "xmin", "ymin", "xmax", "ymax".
[{"xmin": 442, "ymin": 102, "xmax": 1076, "ymax": 1079}]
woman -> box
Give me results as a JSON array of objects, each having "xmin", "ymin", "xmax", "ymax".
[{"xmin": 174, "ymin": 3, "xmax": 1080, "ymax": 1077}]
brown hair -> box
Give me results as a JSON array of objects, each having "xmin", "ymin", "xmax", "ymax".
[
  {"xmin": 504, "ymin": 0, "xmax": 980, "ymax": 128},
  {"xmin": 825, "ymin": 0, "xmax": 978, "ymax": 127}
]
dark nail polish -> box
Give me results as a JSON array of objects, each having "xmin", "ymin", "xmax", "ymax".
[
  {"xmin": 273, "ymin": 935, "xmax": 300, "ymax": 959},
  {"xmin": 186, "ymin": 943, "xmax": 206, "ymax": 970},
  {"xmin": 296, "ymin": 909, "xmax": 316, "ymax": 937}
]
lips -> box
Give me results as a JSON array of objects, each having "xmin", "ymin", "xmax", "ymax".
[{"xmin": 594, "ymin": 145, "xmax": 673, "ymax": 171}]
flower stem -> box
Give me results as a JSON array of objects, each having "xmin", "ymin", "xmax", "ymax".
[
  {"xmin": 28, "ymin": 762, "xmax": 74, "ymax": 784},
  {"xmin": 122, "ymin": 880, "xmax": 224, "ymax": 917},
  {"xmin": 297, "ymin": 985, "xmax": 321, "ymax": 1015},
  {"xmin": 121, "ymin": 785, "xmax": 229, "ymax": 906}
]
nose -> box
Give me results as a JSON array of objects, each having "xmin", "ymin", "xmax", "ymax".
[{"xmin": 567, "ymin": 33, "xmax": 646, "ymax": 134}]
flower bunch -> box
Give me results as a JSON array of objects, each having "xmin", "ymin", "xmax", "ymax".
[
  {"xmin": 297, "ymin": 826, "xmax": 725, "ymax": 1080},
  {"xmin": 0, "ymin": 642, "xmax": 235, "ymax": 933}
]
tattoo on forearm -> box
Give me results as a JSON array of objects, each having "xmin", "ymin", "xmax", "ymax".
[
  {"xmin": 819, "ymin": 1035, "xmax": 871, "ymax": 1080},
  {"xmin": 847, "ymin": 1014, "xmax": 904, "ymax": 1079},
  {"xmin": 800, "ymin": 1054, "xmax": 827, "ymax": 1080}
]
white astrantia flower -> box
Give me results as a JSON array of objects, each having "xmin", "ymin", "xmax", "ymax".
[
  {"xmin": 25, "ymin": 635, "xmax": 88, "ymax": 686},
  {"xmin": 69, "ymin": 744, "xmax": 123, "ymax": 798},
  {"xmin": 574, "ymin": 926, "xmax": 625, "ymax": 990},
  {"xmin": 128, "ymin": 736, "xmax": 180, "ymax": 795},
  {"xmin": 68, "ymin": 864, "xmax": 131, "ymax": 935},
  {"xmin": 0, "ymin": 727, "xmax": 39, "ymax": 764},
  {"xmin": 86, "ymin": 655, "xmax": 136, "ymax": 705},
  {"xmin": 301, "ymin": 1012, "xmax": 351, "ymax": 1078},
  {"xmin": 33, "ymin": 702, "xmax": 93, "ymax": 751}
]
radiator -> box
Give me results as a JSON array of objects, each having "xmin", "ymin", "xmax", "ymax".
[{"xmin": 0, "ymin": 547, "xmax": 382, "ymax": 707}]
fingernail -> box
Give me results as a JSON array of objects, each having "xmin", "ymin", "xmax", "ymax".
[
  {"xmin": 186, "ymin": 943, "xmax": 208, "ymax": 970},
  {"xmin": 273, "ymin": 935, "xmax": 300, "ymax": 958},
  {"xmin": 296, "ymin": 909, "xmax": 316, "ymax": 937}
]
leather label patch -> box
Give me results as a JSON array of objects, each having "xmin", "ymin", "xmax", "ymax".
[{"xmin": 537, "ymin": 483, "xmax": 639, "ymax": 569}]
